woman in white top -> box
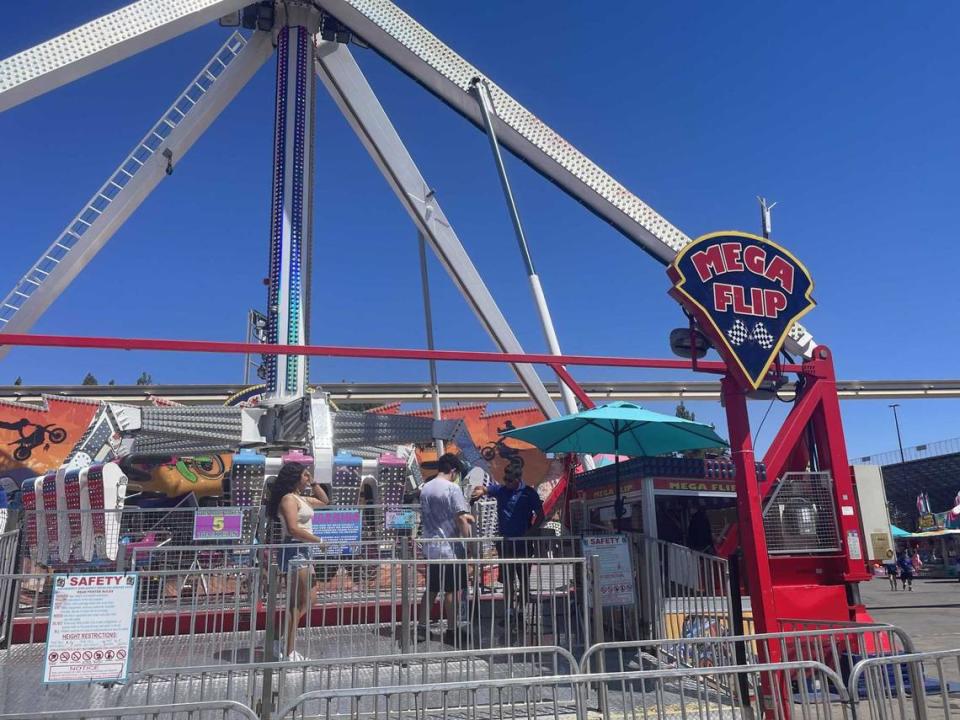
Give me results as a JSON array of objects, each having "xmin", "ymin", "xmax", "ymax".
[{"xmin": 266, "ymin": 462, "xmax": 329, "ymax": 660}]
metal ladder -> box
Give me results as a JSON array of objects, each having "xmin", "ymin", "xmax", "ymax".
[{"xmin": 0, "ymin": 32, "xmax": 248, "ymax": 330}]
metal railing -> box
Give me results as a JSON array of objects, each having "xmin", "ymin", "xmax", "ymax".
[
  {"xmin": 6, "ymin": 647, "xmax": 960, "ymax": 720},
  {"xmin": 0, "ymin": 527, "xmax": 19, "ymax": 645},
  {"xmin": 128, "ymin": 646, "xmax": 578, "ymax": 716},
  {"xmin": 275, "ymin": 660, "xmax": 850, "ymax": 720},
  {"xmin": 0, "ymin": 701, "xmax": 260, "ymax": 720},
  {"xmin": 855, "ymin": 436, "xmax": 960, "ymax": 467},
  {"xmin": 280, "ymin": 540, "xmax": 589, "ymax": 661},
  {"xmin": 2, "ymin": 566, "xmax": 261, "ymax": 669},
  {"xmin": 849, "ymin": 648, "xmax": 960, "ymax": 720},
  {"xmin": 582, "ymin": 622, "xmax": 915, "ymax": 704},
  {"xmin": 17, "ymin": 504, "xmax": 424, "ymax": 573},
  {"xmin": 631, "ymin": 532, "xmax": 733, "ymax": 641},
  {"xmin": 579, "ymin": 526, "xmax": 733, "ymax": 644}
]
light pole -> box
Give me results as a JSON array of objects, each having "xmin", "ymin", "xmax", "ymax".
[{"xmin": 889, "ymin": 404, "xmax": 906, "ymax": 464}]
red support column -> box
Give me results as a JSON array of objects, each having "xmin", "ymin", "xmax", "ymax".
[
  {"xmin": 806, "ymin": 347, "xmax": 871, "ymax": 582},
  {"xmin": 723, "ymin": 374, "xmax": 786, "ymax": 718},
  {"xmin": 721, "ymin": 376, "xmax": 780, "ymax": 639}
]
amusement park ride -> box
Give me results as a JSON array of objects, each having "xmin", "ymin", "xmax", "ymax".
[{"xmin": 0, "ymin": 0, "xmax": 871, "ymax": 638}]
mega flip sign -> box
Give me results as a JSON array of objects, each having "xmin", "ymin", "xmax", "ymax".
[{"xmin": 668, "ymin": 231, "xmax": 815, "ymax": 389}]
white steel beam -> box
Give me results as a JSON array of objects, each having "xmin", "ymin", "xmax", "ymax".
[
  {"xmin": 315, "ymin": 40, "xmax": 558, "ymax": 418},
  {"xmin": 311, "ymin": 0, "xmax": 816, "ymax": 357},
  {"xmin": 0, "ymin": 0, "xmax": 250, "ymax": 113},
  {"xmin": 4, "ymin": 380, "xmax": 960, "ymax": 406},
  {"xmin": 0, "ymin": 31, "xmax": 274, "ymax": 357}
]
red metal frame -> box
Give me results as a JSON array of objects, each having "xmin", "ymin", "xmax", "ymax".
[
  {"xmin": 717, "ymin": 345, "xmax": 871, "ymax": 637},
  {"xmin": 721, "ymin": 375, "xmax": 781, "ymax": 647},
  {"xmin": 0, "ymin": 332, "xmax": 804, "ymax": 373},
  {"xmin": 1, "ymin": 332, "xmax": 868, "ymax": 630}
]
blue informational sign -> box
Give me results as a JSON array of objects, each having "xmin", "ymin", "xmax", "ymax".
[
  {"xmin": 311, "ymin": 509, "xmax": 362, "ymax": 555},
  {"xmin": 385, "ymin": 509, "xmax": 417, "ymax": 531},
  {"xmin": 669, "ymin": 231, "xmax": 815, "ymax": 389}
]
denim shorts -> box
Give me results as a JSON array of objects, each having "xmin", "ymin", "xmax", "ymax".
[{"xmin": 280, "ymin": 543, "xmax": 309, "ymax": 571}]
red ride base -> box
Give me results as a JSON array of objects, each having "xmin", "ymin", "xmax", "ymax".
[{"xmin": 719, "ymin": 345, "xmax": 872, "ymax": 632}]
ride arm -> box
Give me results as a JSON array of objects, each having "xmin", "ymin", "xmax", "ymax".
[
  {"xmin": 0, "ymin": 31, "xmax": 273, "ymax": 354},
  {"xmin": 0, "ymin": 0, "xmax": 250, "ymax": 113},
  {"xmin": 314, "ymin": 40, "xmax": 558, "ymax": 416},
  {"xmin": 313, "ymin": 0, "xmax": 816, "ymax": 356}
]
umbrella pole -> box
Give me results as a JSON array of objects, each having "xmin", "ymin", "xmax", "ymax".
[{"xmin": 614, "ymin": 425, "xmax": 624, "ymax": 522}]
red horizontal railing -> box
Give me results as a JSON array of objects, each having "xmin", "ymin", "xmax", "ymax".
[{"xmin": 0, "ymin": 332, "xmax": 805, "ymax": 374}]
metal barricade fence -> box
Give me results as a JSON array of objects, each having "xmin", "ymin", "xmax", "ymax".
[
  {"xmin": 633, "ymin": 533, "xmax": 733, "ymax": 641},
  {"xmin": 0, "ymin": 566, "xmax": 260, "ymax": 668},
  {"xmin": 128, "ymin": 646, "xmax": 579, "ymax": 717},
  {"xmin": 0, "ymin": 527, "xmax": 19, "ymax": 645},
  {"xmin": 581, "ymin": 526, "xmax": 733, "ymax": 644},
  {"xmin": 17, "ymin": 506, "xmax": 263, "ymax": 573},
  {"xmin": 0, "ymin": 700, "xmax": 260, "ymax": 720},
  {"xmin": 275, "ymin": 660, "xmax": 850, "ymax": 720},
  {"xmin": 17, "ymin": 504, "xmax": 425, "ymax": 574},
  {"xmin": 281, "ymin": 539, "xmax": 589, "ymax": 662},
  {"xmin": 582, "ymin": 623, "xmax": 914, "ymax": 714},
  {"xmin": 848, "ymin": 648, "xmax": 960, "ymax": 720}
]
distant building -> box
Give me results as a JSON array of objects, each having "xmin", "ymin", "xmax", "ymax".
[{"xmin": 856, "ymin": 438, "xmax": 960, "ymax": 531}]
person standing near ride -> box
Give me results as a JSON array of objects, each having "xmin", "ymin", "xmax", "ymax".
[
  {"xmin": 898, "ymin": 548, "xmax": 915, "ymax": 591},
  {"xmin": 419, "ymin": 453, "xmax": 475, "ymax": 643},
  {"xmin": 266, "ymin": 462, "xmax": 330, "ymax": 661},
  {"xmin": 911, "ymin": 548, "xmax": 924, "ymax": 575},
  {"xmin": 883, "ymin": 548, "xmax": 898, "ymax": 590},
  {"xmin": 471, "ymin": 463, "xmax": 545, "ymax": 628}
]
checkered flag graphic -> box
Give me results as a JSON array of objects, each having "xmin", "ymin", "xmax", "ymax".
[
  {"xmin": 727, "ymin": 319, "xmax": 776, "ymax": 350},
  {"xmin": 751, "ymin": 322, "xmax": 775, "ymax": 349},
  {"xmin": 727, "ymin": 319, "xmax": 749, "ymax": 346}
]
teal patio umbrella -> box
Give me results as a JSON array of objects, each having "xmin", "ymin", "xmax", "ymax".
[{"xmin": 501, "ymin": 401, "xmax": 728, "ymax": 519}]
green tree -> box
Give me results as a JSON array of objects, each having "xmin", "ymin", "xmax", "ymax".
[
  {"xmin": 135, "ymin": 372, "xmax": 153, "ymax": 386},
  {"xmin": 675, "ymin": 402, "xmax": 695, "ymax": 422},
  {"xmin": 81, "ymin": 373, "xmax": 98, "ymax": 386},
  {"xmin": 108, "ymin": 379, "xmax": 116, "ymax": 386},
  {"xmin": 674, "ymin": 402, "xmax": 726, "ymax": 459}
]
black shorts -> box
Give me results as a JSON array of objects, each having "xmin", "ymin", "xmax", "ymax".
[{"xmin": 427, "ymin": 563, "xmax": 468, "ymax": 593}]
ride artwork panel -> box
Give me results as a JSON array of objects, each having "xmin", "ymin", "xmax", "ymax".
[{"xmin": 0, "ymin": 397, "xmax": 98, "ymax": 481}]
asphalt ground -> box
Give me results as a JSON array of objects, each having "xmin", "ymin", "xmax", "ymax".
[{"xmin": 861, "ymin": 574, "xmax": 960, "ymax": 654}]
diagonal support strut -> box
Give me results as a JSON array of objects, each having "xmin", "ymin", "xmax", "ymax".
[{"xmin": 314, "ymin": 40, "xmax": 558, "ymax": 418}]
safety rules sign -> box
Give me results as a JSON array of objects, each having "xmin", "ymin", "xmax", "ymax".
[
  {"xmin": 582, "ymin": 535, "xmax": 635, "ymax": 607},
  {"xmin": 43, "ymin": 573, "xmax": 138, "ymax": 684}
]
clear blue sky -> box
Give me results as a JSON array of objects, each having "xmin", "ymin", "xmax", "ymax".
[{"xmin": 2, "ymin": 1, "xmax": 959, "ymax": 460}]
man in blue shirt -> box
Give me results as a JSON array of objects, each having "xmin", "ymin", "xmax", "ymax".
[{"xmin": 471, "ymin": 464, "xmax": 544, "ymax": 622}]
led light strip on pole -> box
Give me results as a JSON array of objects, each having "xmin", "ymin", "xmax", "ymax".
[{"xmin": 266, "ymin": 5, "xmax": 321, "ymax": 400}]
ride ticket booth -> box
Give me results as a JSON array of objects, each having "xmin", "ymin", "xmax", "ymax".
[
  {"xmin": 570, "ymin": 456, "xmax": 765, "ymax": 639},
  {"xmin": 570, "ymin": 456, "xmax": 757, "ymax": 552}
]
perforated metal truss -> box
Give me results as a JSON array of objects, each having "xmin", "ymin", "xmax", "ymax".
[{"xmin": 314, "ymin": 0, "xmax": 815, "ymax": 356}]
